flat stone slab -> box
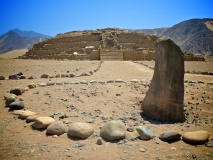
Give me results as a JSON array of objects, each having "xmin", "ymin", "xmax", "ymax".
[
  {"xmin": 32, "ymin": 117, "xmax": 55, "ymax": 129},
  {"xmin": 159, "ymin": 130, "xmax": 181, "ymax": 142},
  {"xmin": 18, "ymin": 110, "xmax": 38, "ymax": 119},
  {"xmin": 182, "ymin": 130, "xmax": 210, "ymax": 144},
  {"xmin": 26, "ymin": 115, "xmax": 41, "ymax": 123}
]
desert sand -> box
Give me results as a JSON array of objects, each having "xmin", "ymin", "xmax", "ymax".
[
  {"xmin": 0, "ymin": 49, "xmax": 27, "ymax": 59},
  {"xmin": 0, "ymin": 51, "xmax": 213, "ymax": 160}
]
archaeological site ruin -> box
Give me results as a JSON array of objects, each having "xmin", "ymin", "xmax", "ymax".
[{"xmin": 20, "ymin": 28, "xmax": 158, "ymax": 61}]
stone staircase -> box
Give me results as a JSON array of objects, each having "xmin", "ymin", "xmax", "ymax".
[{"xmin": 100, "ymin": 50, "xmax": 123, "ymax": 61}]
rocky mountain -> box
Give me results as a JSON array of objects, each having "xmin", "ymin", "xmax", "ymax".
[
  {"xmin": 135, "ymin": 18, "xmax": 213, "ymax": 55},
  {"xmin": 0, "ymin": 29, "xmax": 50, "ymax": 54},
  {"xmin": 11, "ymin": 28, "xmax": 50, "ymax": 38},
  {"xmin": 133, "ymin": 28, "xmax": 168, "ymax": 36}
]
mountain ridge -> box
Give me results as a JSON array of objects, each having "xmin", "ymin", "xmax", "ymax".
[
  {"xmin": 135, "ymin": 18, "xmax": 213, "ymax": 55},
  {"xmin": 0, "ymin": 29, "xmax": 50, "ymax": 54}
]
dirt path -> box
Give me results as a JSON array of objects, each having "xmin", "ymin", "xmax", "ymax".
[{"xmin": 87, "ymin": 61, "xmax": 154, "ymax": 81}]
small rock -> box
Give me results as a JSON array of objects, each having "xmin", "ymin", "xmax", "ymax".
[
  {"xmin": 68, "ymin": 122, "xmax": 94, "ymax": 139},
  {"xmin": 90, "ymin": 80, "xmax": 97, "ymax": 84},
  {"xmin": 19, "ymin": 75, "xmax": 26, "ymax": 79},
  {"xmin": 80, "ymin": 80, "xmax": 88, "ymax": 84},
  {"xmin": 139, "ymin": 148, "xmax": 146, "ymax": 152},
  {"xmin": 100, "ymin": 120, "xmax": 126, "ymax": 141},
  {"xmin": 47, "ymin": 81, "xmax": 55, "ymax": 86},
  {"xmin": 115, "ymin": 79, "xmax": 125, "ymax": 83},
  {"xmin": 136, "ymin": 126, "xmax": 155, "ymax": 140},
  {"xmin": 159, "ymin": 130, "xmax": 181, "ymax": 142},
  {"xmin": 28, "ymin": 76, "xmax": 35, "ymax": 79},
  {"xmin": 52, "ymin": 135, "xmax": 58, "ymax": 138},
  {"xmin": 37, "ymin": 83, "xmax": 47, "ymax": 87},
  {"xmin": 0, "ymin": 76, "xmax": 5, "ymax": 80},
  {"xmin": 9, "ymin": 100, "xmax": 24, "ymax": 110},
  {"xmin": 205, "ymin": 142, "xmax": 213, "ymax": 147},
  {"xmin": 48, "ymin": 75, "xmax": 54, "ymax": 78},
  {"xmin": 72, "ymin": 93, "xmax": 79, "ymax": 98},
  {"xmin": 182, "ymin": 130, "xmax": 210, "ymax": 144},
  {"xmin": 127, "ymin": 127, "xmax": 134, "ymax": 132},
  {"xmin": 28, "ymin": 83, "xmax": 36, "ymax": 89},
  {"xmin": 41, "ymin": 74, "xmax": 49, "ymax": 78},
  {"xmin": 131, "ymin": 79, "xmax": 139, "ymax": 83},
  {"xmin": 10, "ymin": 88, "xmax": 25, "ymax": 95},
  {"xmin": 56, "ymin": 81, "xmax": 63, "ymax": 85},
  {"xmin": 70, "ymin": 81, "xmax": 79, "ymax": 84},
  {"xmin": 55, "ymin": 74, "xmax": 60, "ymax": 78},
  {"xmin": 9, "ymin": 75, "xmax": 18, "ymax": 80},
  {"xmin": 32, "ymin": 117, "xmax": 55, "ymax": 129},
  {"xmin": 96, "ymin": 137, "xmax": 103, "ymax": 145}
]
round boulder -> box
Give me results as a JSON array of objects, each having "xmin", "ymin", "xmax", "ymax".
[
  {"xmin": 47, "ymin": 121, "xmax": 66, "ymax": 136},
  {"xmin": 9, "ymin": 100, "xmax": 24, "ymax": 110},
  {"xmin": 100, "ymin": 120, "xmax": 126, "ymax": 141},
  {"xmin": 136, "ymin": 126, "xmax": 155, "ymax": 140},
  {"xmin": 10, "ymin": 88, "xmax": 25, "ymax": 95},
  {"xmin": 68, "ymin": 122, "xmax": 94, "ymax": 139},
  {"xmin": 5, "ymin": 96, "xmax": 17, "ymax": 107},
  {"xmin": 32, "ymin": 117, "xmax": 55, "ymax": 129},
  {"xmin": 159, "ymin": 130, "xmax": 181, "ymax": 142},
  {"xmin": 182, "ymin": 130, "xmax": 210, "ymax": 144}
]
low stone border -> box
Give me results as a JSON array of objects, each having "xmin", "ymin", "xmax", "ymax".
[
  {"xmin": 3, "ymin": 79, "xmax": 212, "ymax": 147},
  {"xmin": 0, "ymin": 61, "xmax": 103, "ymax": 80}
]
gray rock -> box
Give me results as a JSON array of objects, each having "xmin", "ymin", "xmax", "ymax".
[
  {"xmin": 9, "ymin": 100, "xmax": 24, "ymax": 110},
  {"xmin": 136, "ymin": 126, "xmax": 155, "ymax": 140},
  {"xmin": 0, "ymin": 76, "xmax": 5, "ymax": 80},
  {"xmin": 47, "ymin": 121, "xmax": 66, "ymax": 136},
  {"xmin": 9, "ymin": 75, "xmax": 18, "ymax": 80},
  {"xmin": 96, "ymin": 137, "xmax": 103, "ymax": 145},
  {"xmin": 100, "ymin": 120, "xmax": 126, "ymax": 141},
  {"xmin": 68, "ymin": 122, "xmax": 94, "ymax": 139},
  {"xmin": 19, "ymin": 75, "xmax": 26, "ymax": 79},
  {"xmin": 41, "ymin": 74, "xmax": 49, "ymax": 78},
  {"xmin": 141, "ymin": 37, "xmax": 185, "ymax": 122},
  {"xmin": 37, "ymin": 83, "xmax": 47, "ymax": 87},
  {"xmin": 159, "ymin": 130, "xmax": 181, "ymax": 142},
  {"xmin": 5, "ymin": 96, "xmax": 17, "ymax": 107},
  {"xmin": 10, "ymin": 88, "xmax": 25, "ymax": 95}
]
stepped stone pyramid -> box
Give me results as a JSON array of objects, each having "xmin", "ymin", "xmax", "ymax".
[{"xmin": 20, "ymin": 28, "xmax": 158, "ymax": 61}]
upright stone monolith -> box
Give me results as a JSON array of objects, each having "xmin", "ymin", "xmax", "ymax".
[{"xmin": 141, "ymin": 36, "xmax": 185, "ymax": 122}]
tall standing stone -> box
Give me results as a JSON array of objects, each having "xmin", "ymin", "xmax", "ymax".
[{"xmin": 141, "ymin": 36, "xmax": 185, "ymax": 122}]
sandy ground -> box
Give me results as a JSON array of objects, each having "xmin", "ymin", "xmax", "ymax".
[
  {"xmin": 0, "ymin": 54, "xmax": 213, "ymax": 160},
  {"xmin": 0, "ymin": 49, "xmax": 27, "ymax": 59}
]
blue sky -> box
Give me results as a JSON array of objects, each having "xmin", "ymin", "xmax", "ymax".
[{"xmin": 1, "ymin": 0, "xmax": 213, "ymax": 36}]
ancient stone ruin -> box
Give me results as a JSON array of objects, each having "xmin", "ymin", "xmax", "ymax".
[
  {"xmin": 141, "ymin": 36, "xmax": 185, "ymax": 122},
  {"xmin": 19, "ymin": 28, "xmax": 158, "ymax": 61}
]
